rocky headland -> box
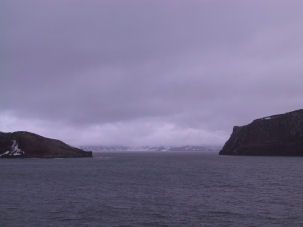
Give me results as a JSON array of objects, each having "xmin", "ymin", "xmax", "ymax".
[
  {"xmin": 220, "ymin": 109, "xmax": 303, "ymax": 156},
  {"xmin": 0, "ymin": 131, "xmax": 92, "ymax": 158}
]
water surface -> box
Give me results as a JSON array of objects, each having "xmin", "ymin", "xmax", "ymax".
[{"xmin": 1, "ymin": 152, "xmax": 303, "ymax": 226}]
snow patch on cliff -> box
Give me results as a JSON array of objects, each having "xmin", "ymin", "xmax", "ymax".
[{"xmin": 0, "ymin": 140, "xmax": 25, "ymax": 157}]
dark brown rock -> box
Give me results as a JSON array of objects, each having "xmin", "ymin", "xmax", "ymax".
[
  {"xmin": 219, "ymin": 109, "xmax": 303, "ymax": 156},
  {"xmin": 0, "ymin": 131, "xmax": 92, "ymax": 158}
]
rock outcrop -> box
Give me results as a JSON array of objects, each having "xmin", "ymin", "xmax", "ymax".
[
  {"xmin": 0, "ymin": 131, "xmax": 92, "ymax": 158},
  {"xmin": 219, "ymin": 109, "xmax": 303, "ymax": 156}
]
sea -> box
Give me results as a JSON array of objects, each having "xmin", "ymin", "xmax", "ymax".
[{"xmin": 1, "ymin": 152, "xmax": 303, "ymax": 227}]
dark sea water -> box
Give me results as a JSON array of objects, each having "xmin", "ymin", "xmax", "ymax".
[{"xmin": 1, "ymin": 152, "xmax": 303, "ymax": 227}]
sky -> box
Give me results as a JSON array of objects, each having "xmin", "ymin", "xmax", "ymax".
[{"xmin": 1, "ymin": 0, "xmax": 303, "ymax": 146}]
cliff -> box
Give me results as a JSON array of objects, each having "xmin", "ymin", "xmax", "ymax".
[
  {"xmin": 219, "ymin": 109, "xmax": 303, "ymax": 155},
  {"xmin": 0, "ymin": 131, "xmax": 92, "ymax": 158}
]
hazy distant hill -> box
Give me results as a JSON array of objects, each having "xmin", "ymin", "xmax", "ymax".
[{"xmin": 81, "ymin": 145, "xmax": 221, "ymax": 153}]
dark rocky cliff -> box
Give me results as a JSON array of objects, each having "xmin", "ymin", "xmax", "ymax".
[
  {"xmin": 219, "ymin": 109, "xmax": 303, "ymax": 155},
  {"xmin": 0, "ymin": 131, "xmax": 92, "ymax": 158}
]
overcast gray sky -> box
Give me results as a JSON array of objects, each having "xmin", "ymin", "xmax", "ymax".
[{"xmin": 1, "ymin": 0, "xmax": 302, "ymax": 146}]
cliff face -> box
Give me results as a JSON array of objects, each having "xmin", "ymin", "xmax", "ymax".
[
  {"xmin": 219, "ymin": 109, "xmax": 303, "ymax": 156},
  {"xmin": 0, "ymin": 131, "xmax": 92, "ymax": 158}
]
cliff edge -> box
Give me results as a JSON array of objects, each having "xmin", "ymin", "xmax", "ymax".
[
  {"xmin": 0, "ymin": 131, "xmax": 92, "ymax": 158},
  {"xmin": 219, "ymin": 109, "xmax": 303, "ymax": 155}
]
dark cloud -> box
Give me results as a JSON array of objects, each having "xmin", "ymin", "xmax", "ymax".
[{"xmin": 1, "ymin": 0, "xmax": 303, "ymax": 145}]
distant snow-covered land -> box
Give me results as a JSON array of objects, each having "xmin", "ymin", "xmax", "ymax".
[{"xmin": 80, "ymin": 145, "xmax": 221, "ymax": 153}]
